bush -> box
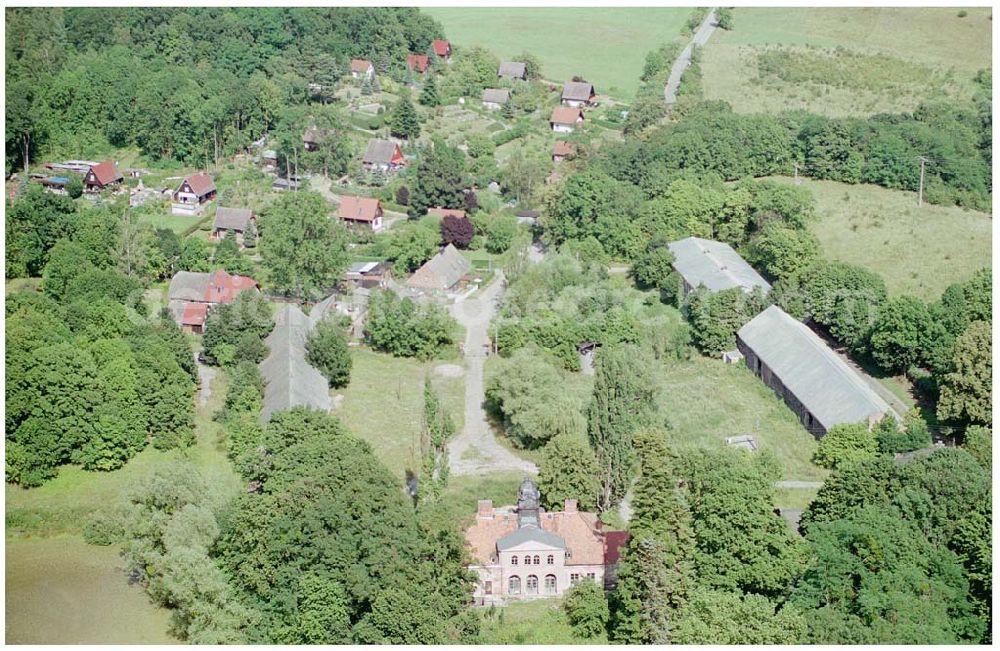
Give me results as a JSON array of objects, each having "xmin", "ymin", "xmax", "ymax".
[
  {"xmin": 813, "ymin": 422, "xmax": 878, "ymax": 469},
  {"xmin": 364, "ymin": 289, "xmax": 456, "ymax": 359},
  {"xmin": 563, "ymin": 579, "xmax": 609, "ymax": 638},
  {"xmin": 876, "ymin": 413, "xmax": 931, "ymax": 454},
  {"xmin": 305, "ymin": 319, "xmax": 353, "ymax": 388}
]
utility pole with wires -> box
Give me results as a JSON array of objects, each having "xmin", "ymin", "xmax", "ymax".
[{"xmin": 917, "ymin": 156, "xmax": 928, "ymax": 207}]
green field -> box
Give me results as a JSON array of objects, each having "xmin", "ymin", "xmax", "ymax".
[
  {"xmin": 658, "ymin": 355, "xmax": 827, "ymax": 484},
  {"xmin": 779, "ymin": 176, "xmax": 992, "ymax": 301},
  {"xmin": 333, "ymin": 349, "xmax": 466, "ymax": 479},
  {"xmin": 426, "ymin": 7, "xmax": 692, "ymax": 99},
  {"xmin": 478, "ymin": 598, "xmax": 605, "ymax": 645},
  {"xmin": 701, "ymin": 7, "xmax": 992, "ymax": 116}
]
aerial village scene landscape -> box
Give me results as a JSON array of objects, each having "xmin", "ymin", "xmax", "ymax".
[{"xmin": 4, "ymin": 5, "xmax": 993, "ymax": 646}]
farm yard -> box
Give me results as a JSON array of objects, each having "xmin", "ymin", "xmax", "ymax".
[
  {"xmin": 425, "ymin": 7, "xmax": 692, "ymax": 99},
  {"xmin": 785, "ymin": 177, "xmax": 993, "ymax": 300},
  {"xmin": 700, "ymin": 7, "xmax": 993, "ymax": 116}
]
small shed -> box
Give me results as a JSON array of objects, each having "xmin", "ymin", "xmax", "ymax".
[{"xmin": 497, "ymin": 61, "xmax": 527, "ymax": 80}]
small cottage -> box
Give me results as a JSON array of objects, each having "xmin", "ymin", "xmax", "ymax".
[
  {"xmin": 498, "ymin": 61, "xmax": 527, "ymax": 80},
  {"xmin": 550, "ymin": 107, "xmax": 584, "ymax": 133},
  {"xmin": 482, "ymin": 88, "xmax": 511, "ymax": 110},
  {"xmin": 83, "ymin": 160, "xmax": 123, "ymax": 192},
  {"xmin": 362, "ymin": 139, "xmax": 407, "ymax": 172},
  {"xmin": 350, "ymin": 58, "xmax": 375, "ymax": 80},
  {"xmin": 561, "ymin": 81, "xmax": 597, "ymax": 108},
  {"xmin": 432, "ymin": 39, "xmax": 452, "ymax": 61},
  {"xmin": 167, "ymin": 269, "xmax": 260, "ymax": 334},
  {"xmin": 172, "ymin": 173, "xmax": 216, "ymax": 215},
  {"xmin": 552, "ymin": 141, "xmax": 576, "ymax": 163},
  {"xmin": 303, "ymin": 126, "xmax": 324, "ymax": 152},
  {"xmin": 337, "ymin": 195, "xmax": 384, "ymax": 231},
  {"xmin": 212, "ymin": 207, "xmax": 255, "ymax": 245},
  {"xmin": 407, "ymin": 53, "xmax": 430, "ymax": 74},
  {"xmin": 344, "ymin": 261, "xmax": 392, "ymax": 289}
]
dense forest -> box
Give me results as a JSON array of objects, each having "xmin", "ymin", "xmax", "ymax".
[{"xmin": 5, "ymin": 7, "xmax": 442, "ymax": 170}]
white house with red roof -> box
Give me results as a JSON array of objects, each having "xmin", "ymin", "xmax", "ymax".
[
  {"xmin": 550, "ymin": 107, "xmax": 584, "ymax": 133},
  {"xmin": 464, "ymin": 479, "xmax": 628, "ymax": 605},
  {"xmin": 337, "ymin": 195, "xmax": 384, "ymax": 231},
  {"xmin": 350, "ymin": 58, "xmax": 374, "ymax": 80}
]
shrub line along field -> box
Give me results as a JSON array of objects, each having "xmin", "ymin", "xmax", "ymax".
[
  {"xmin": 700, "ymin": 7, "xmax": 992, "ymax": 117},
  {"xmin": 425, "ymin": 7, "xmax": 692, "ymax": 99}
]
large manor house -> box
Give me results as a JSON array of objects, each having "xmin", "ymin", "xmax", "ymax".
[{"xmin": 464, "ymin": 479, "xmax": 628, "ymax": 606}]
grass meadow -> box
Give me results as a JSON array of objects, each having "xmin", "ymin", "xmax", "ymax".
[
  {"xmin": 701, "ymin": 7, "xmax": 992, "ymax": 117},
  {"xmin": 477, "ymin": 598, "xmax": 606, "ymax": 645},
  {"xmin": 777, "ymin": 176, "xmax": 992, "ymax": 301},
  {"xmin": 425, "ymin": 7, "xmax": 692, "ymax": 99},
  {"xmin": 333, "ymin": 348, "xmax": 466, "ymax": 479}
]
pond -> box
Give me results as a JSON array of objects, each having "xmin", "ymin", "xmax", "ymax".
[{"xmin": 6, "ymin": 535, "xmax": 175, "ymax": 644}]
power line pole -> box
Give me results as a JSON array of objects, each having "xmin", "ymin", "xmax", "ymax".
[{"xmin": 917, "ymin": 156, "xmax": 928, "ymax": 207}]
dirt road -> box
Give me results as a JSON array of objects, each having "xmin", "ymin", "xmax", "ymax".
[{"xmin": 447, "ymin": 272, "xmax": 538, "ymax": 477}]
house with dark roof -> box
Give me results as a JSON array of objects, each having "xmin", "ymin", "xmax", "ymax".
[
  {"xmin": 432, "ymin": 39, "xmax": 452, "ymax": 61},
  {"xmin": 212, "ymin": 207, "xmax": 255, "ymax": 245},
  {"xmin": 561, "ymin": 81, "xmax": 597, "ymax": 108},
  {"xmin": 406, "ymin": 244, "xmax": 471, "ymax": 292},
  {"xmin": 337, "ymin": 195, "xmax": 384, "ymax": 231},
  {"xmin": 737, "ymin": 305, "xmax": 896, "ymax": 438},
  {"xmin": 259, "ymin": 304, "xmax": 333, "ymax": 423},
  {"xmin": 350, "ymin": 58, "xmax": 374, "ymax": 80},
  {"xmin": 303, "ymin": 126, "xmax": 325, "ymax": 152},
  {"xmin": 344, "ymin": 261, "xmax": 392, "ymax": 289},
  {"xmin": 83, "ymin": 160, "xmax": 123, "ymax": 192},
  {"xmin": 465, "ymin": 479, "xmax": 626, "ymax": 605},
  {"xmin": 172, "ymin": 173, "xmax": 216, "ymax": 215},
  {"xmin": 362, "ymin": 139, "xmax": 406, "ymax": 172},
  {"xmin": 550, "ymin": 107, "xmax": 584, "ymax": 133},
  {"xmin": 668, "ymin": 236, "xmax": 771, "ymax": 296},
  {"xmin": 407, "ymin": 53, "xmax": 430, "ymax": 73},
  {"xmin": 498, "ymin": 61, "xmax": 527, "ymax": 80},
  {"xmin": 552, "ymin": 141, "xmax": 576, "ymax": 163},
  {"xmin": 482, "ymin": 88, "xmax": 511, "ymax": 110},
  {"xmin": 167, "ymin": 269, "xmax": 260, "ymax": 333}
]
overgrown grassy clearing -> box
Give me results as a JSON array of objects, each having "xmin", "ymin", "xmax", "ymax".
[
  {"xmin": 773, "ymin": 176, "xmax": 992, "ymax": 301},
  {"xmin": 333, "ymin": 348, "xmax": 466, "ymax": 479},
  {"xmin": 773, "ymin": 487, "xmax": 821, "ymax": 511},
  {"xmin": 477, "ymin": 598, "xmax": 603, "ymax": 645},
  {"xmin": 701, "ymin": 7, "xmax": 992, "ymax": 117},
  {"xmin": 425, "ymin": 7, "xmax": 692, "ymax": 99},
  {"xmin": 5, "ymin": 277, "xmax": 41, "ymax": 294},
  {"xmin": 5, "ymin": 535, "xmax": 176, "ymax": 644},
  {"xmin": 135, "ymin": 209, "xmax": 202, "ymax": 234},
  {"xmin": 431, "ymin": 472, "xmax": 523, "ymax": 529},
  {"xmin": 658, "ymin": 355, "xmax": 828, "ymax": 483}
]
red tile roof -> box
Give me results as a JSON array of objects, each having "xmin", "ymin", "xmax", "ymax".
[
  {"xmin": 183, "ymin": 173, "xmax": 216, "ymax": 198},
  {"xmin": 180, "ymin": 302, "xmax": 209, "ymax": 327},
  {"xmin": 550, "ymin": 107, "xmax": 584, "ymax": 125},
  {"xmin": 603, "ymin": 530, "xmax": 630, "ymax": 566},
  {"xmin": 407, "ymin": 53, "xmax": 430, "ymax": 72},
  {"xmin": 88, "ymin": 159, "xmax": 122, "ymax": 186},
  {"xmin": 432, "ymin": 39, "xmax": 451, "ymax": 57},
  {"xmin": 553, "ymin": 141, "xmax": 576, "ymax": 157},
  {"xmin": 465, "ymin": 505, "xmax": 607, "ymax": 566},
  {"xmin": 350, "ymin": 59, "xmax": 373, "ymax": 73},
  {"xmin": 205, "ymin": 269, "xmax": 259, "ymax": 304},
  {"xmin": 337, "ymin": 195, "xmax": 382, "ymax": 222},
  {"xmin": 428, "ymin": 207, "xmax": 466, "ymax": 219}
]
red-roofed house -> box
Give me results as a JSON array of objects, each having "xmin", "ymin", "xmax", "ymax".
[
  {"xmin": 166, "ymin": 269, "xmax": 260, "ymax": 334},
  {"xmin": 550, "ymin": 107, "xmax": 584, "ymax": 133},
  {"xmin": 337, "ymin": 195, "xmax": 384, "ymax": 231},
  {"xmin": 84, "ymin": 160, "xmax": 123, "ymax": 192},
  {"xmin": 432, "ymin": 39, "xmax": 452, "ymax": 61},
  {"xmin": 407, "ymin": 53, "xmax": 430, "ymax": 74},
  {"xmin": 350, "ymin": 59, "xmax": 374, "ymax": 80},
  {"xmin": 172, "ymin": 173, "xmax": 217, "ymax": 215},
  {"xmin": 465, "ymin": 479, "xmax": 621, "ymax": 605}
]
